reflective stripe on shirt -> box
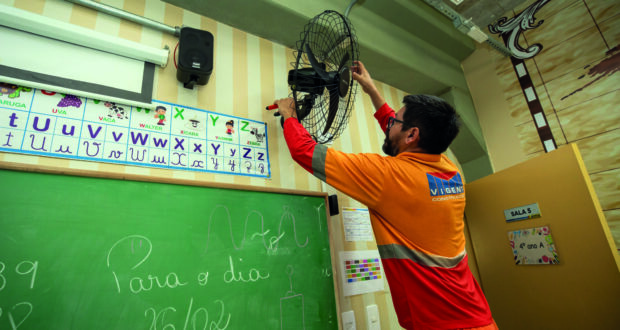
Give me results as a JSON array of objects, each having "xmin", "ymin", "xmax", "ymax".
[{"xmin": 378, "ymin": 243, "xmax": 466, "ymax": 269}]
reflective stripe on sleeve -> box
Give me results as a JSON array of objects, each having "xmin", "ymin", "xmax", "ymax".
[{"xmin": 312, "ymin": 144, "xmax": 328, "ymax": 182}]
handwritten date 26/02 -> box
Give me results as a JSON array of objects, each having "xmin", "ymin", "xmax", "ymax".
[{"xmin": 145, "ymin": 298, "xmax": 230, "ymax": 330}]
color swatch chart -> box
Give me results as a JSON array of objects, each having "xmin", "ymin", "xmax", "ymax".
[
  {"xmin": 0, "ymin": 84, "xmax": 271, "ymax": 177},
  {"xmin": 345, "ymin": 258, "xmax": 381, "ymax": 283}
]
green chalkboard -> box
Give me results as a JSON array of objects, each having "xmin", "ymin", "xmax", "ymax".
[{"xmin": 0, "ymin": 168, "xmax": 337, "ymax": 329}]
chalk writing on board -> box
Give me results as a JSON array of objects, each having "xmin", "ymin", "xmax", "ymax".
[
  {"xmin": 2, "ymin": 301, "xmax": 33, "ymax": 330},
  {"xmin": 315, "ymin": 203, "xmax": 326, "ymax": 233},
  {"xmin": 107, "ymin": 235, "xmax": 271, "ymax": 295},
  {"xmin": 128, "ymin": 271, "xmax": 189, "ymax": 295},
  {"xmin": 0, "ymin": 261, "xmax": 5, "ymax": 291},
  {"xmin": 107, "ymin": 235, "xmax": 189, "ymax": 294},
  {"xmin": 280, "ymin": 206, "xmax": 309, "ymax": 248},
  {"xmin": 206, "ymin": 205, "xmax": 245, "ymax": 251},
  {"xmin": 0, "ymin": 260, "xmax": 38, "ymax": 291},
  {"xmin": 144, "ymin": 298, "xmax": 231, "ymax": 330},
  {"xmin": 106, "ymin": 235, "xmax": 152, "ymax": 270},
  {"xmin": 268, "ymin": 231, "xmax": 286, "ymax": 255},
  {"xmin": 197, "ymin": 271, "xmax": 209, "ymax": 286},
  {"xmin": 15, "ymin": 261, "xmax": 38, "ymax": 290},
  {"xmin": 0, "ymin": 260, "xmax": 38, "ymax": 329},
  {"xmin": 280, "ymin": 265, "xmax": 305, "ymax": 329},
  {"xmin": 223, "ymin": 256, "xmax": 270, "ymax": 283},
  {"xmin": 204, "ymin": 205, "xmax": 310, "ymax": 253}
]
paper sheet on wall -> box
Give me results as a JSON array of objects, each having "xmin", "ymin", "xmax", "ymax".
[
  {"xmin": 342, "ymin": 207, "xmax": 374, "ymax": 241},
  {"xmin": 340, "ymin": 250, "xmax": 384, "ymax": 297}
]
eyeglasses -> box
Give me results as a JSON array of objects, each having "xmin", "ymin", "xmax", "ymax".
[{"xmin": 387, "ymin": 116, "xmax": 406, "ymax": 130}]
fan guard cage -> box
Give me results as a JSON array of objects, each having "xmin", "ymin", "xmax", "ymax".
[{"xmin": 290, "ymin": 10, "xmax": 359, "ymax": 144}]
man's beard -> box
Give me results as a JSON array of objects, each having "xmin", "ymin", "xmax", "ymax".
[{"xmin": 382, "ymin": 129, "xmax": 398, "ymax": 156}]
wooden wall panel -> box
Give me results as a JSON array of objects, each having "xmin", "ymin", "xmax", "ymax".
[
  {"xmin": 515, "ymin": 115, "xmax": 567, "ymax": 153},
  {"xmin": 590, "ymin": 169, "xmax": 620, "ymax": 210},
  {"xmin": 599, "ymin": 14, "xmax": 620, "ymax": 47},
  {"xmin": 557, "ymin": 90, "xmax": 620, "ymax": 140},
  {"xmin": 497, "ymin": 68, "xmax": 521, "ymax": 99},
  {"xmin": 606, "ymin": 209, "xmax": 620, "ymax": 253},
  {"xmin": 537, "ymin": 27, "xmax": 608, "ymax": 83},
  {"xmin": 478, "ymin": 0, "xmax": 620, "ymax": 248},
  {"xmin": 508, "ymin": 86, "xmax": 555, "ymax": 125},
  {"xmin": 545, "ymin": 56, "xmax": 618, "ymax": 111},
  {"xmin": 498, "ymin": 61, "xmax": 544, "ymax": 99},
  {"xmin": 494, "ymin": 53, "xmax": 512, "ymax": 73},
  {"xmin": 585, "ymin": 0, "xmax": 620, "ymax": 22},
  {"xmin": 506, "ymin": 95, "xmax": 530, "ymax": 124},
  {"xmin": 515, "ymin": 0, "xmax": 579, "ymax": 18},
  {"xmin": 524, "ymin": 2, "xmax": 593, "ymax": 49},
  {"xmin": 575, "ymin": 129, "xmax": 620, "ymax": 174}
]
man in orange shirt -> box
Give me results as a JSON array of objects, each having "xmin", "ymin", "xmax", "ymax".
[{"xmin": 273, "ymin": 61, "xmax": 496, "ymax": 329}]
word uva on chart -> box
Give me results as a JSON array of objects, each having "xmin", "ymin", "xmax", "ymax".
[{"xmin": 0, "ymin": 83, "xmax": 271, "ymax": 177}]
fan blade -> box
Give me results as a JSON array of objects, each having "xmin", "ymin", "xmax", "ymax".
[
  {"xmin": 305, "ymin": 43, "xmax": 330, "ymax": 81},
  {"xmin": 337, "ymin": 52, "xmax": 350, "ymax": 72},
  {"xmin": 323, "ymin": 88, "xmax": 340, "ymax": 135},
  {"xmin": 338, "ymin": 66, "xmax": 351, "ymax": 98}
]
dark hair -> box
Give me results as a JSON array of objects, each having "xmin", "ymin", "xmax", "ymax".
[
  {"xmin": 226, "ymin": 120, "xmax": 234, "ymax": 126},
  {"xmin": 401, "ymin": 94, "xmax": 461, "ymax": 154},
  {"xmin": 156, "ymin": 105, "xmax": 166, "ymax": 112}
]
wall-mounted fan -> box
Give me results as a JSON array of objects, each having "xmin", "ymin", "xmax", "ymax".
[{"xmin": 281, "ymin": 10, "xmax": 359, "ymax": 144}]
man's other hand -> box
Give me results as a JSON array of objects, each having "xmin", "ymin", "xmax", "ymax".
[
  {"xmin": 351, "ymin": 61, "xmax": 377, "ymax": 95},
  {"xmin": 274, "ymin": 98, "xmax": 297, "ymax": 120}
]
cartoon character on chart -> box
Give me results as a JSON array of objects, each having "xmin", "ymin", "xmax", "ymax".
[
  {"xmin": 225, "ymin": 120, "xmax": 235, "ymax": 135},
  {"xmin": 250, "ymin": 127, "xmax": 265, "ymax": 143},
  {"xmin": 154, "ymin": 105, "xmax": 167, "ymax": 125},
  {"xmin": 185, "ymin": 115, "xmax": 202, "ymax": 131}
]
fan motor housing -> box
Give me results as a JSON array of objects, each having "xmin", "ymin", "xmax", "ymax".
[
  {"xmin": 176, "ymin": 27, "xmax": 214, "ymax": 89},
  {"xmin": 288, "ymin": 68, "xmax": 325, "ymax": 95}
]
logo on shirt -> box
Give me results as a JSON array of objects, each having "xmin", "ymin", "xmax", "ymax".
[{"xmin": 427, "ymin": 171, "xmax": 464, "ymax": 197}]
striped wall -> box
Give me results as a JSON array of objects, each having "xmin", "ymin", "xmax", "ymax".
[
  {"xmin": 471, "ymin": 0, "xmax": 619, "ymax": 249},
  {"xmin": 0, "ymin": 0, "xmax": 471, "ymax": 328}
]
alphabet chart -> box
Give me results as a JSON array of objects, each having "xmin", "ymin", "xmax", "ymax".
[{"xmin": 0, "ymin": 83, "xmax": 271, "ymax": 177}]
